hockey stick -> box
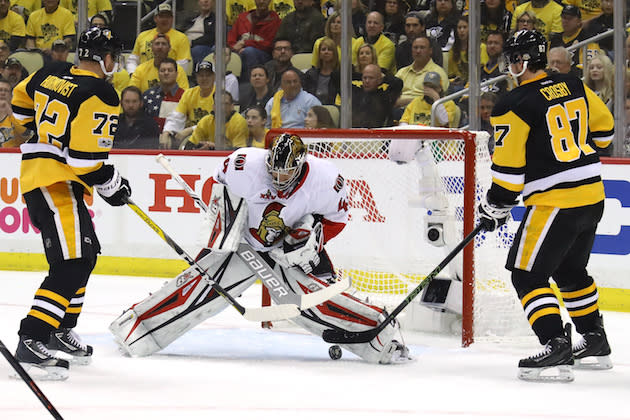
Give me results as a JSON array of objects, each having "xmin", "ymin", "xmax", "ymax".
[
  {"xmin": 155, "ymin": 154, "xmax": 350, "ymax": 309},
  {"xmin": 321, "ymin": 223, "xmax": 484, "ymax": 344},
  {"xmin": 125, "ymin": 197, "xmax": 300, "ymax": 321},
  {"xmin": 0, "ymin": 339, "xmax": 63, "ymax": 419}
]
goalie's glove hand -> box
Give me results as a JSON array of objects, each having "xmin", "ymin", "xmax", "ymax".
[
  {"xmin": 270, "ymin": 218, "xmax": 323, "ymax": 274},
  {"xmin": 96, "ymin": 166, "xmax": 131, "ymax": 207},
  {"xmin": 478, "ymin": 194, "xmax": 515, "ymax": 232}
]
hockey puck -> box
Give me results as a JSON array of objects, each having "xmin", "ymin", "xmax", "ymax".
[{"xmin": 328, "ymin": 345, "xmax": 342, "ymax": 360}]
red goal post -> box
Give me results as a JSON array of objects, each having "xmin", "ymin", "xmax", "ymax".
[{"xmin": 263, "ymin": 127, "xmax": 530, "ymax": 346}]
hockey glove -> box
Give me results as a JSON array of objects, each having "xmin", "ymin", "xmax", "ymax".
[
  {"xmin": 96, "ymin": 167, "xmax": 131, "ymax": 207},
  {"xmin": 270, "ymin": 215, "xmax": 324, "ymax": 274},
  {"xmin": 479, "ymin": 194, "xmax": 515, "ymax": 232}
]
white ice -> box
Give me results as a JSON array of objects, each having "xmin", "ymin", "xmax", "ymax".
[{"xmin": 0, "ymin": 271, "xmax": 628, "ymax": 420}]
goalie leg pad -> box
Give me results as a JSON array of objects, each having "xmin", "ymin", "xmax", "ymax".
[
  {"xmin": 268, "ymin": 261, "xmax": 409, "ymax": 364},
  {"xmin": 109, "ymin": 251, "xmax": 257, "ymax": 357}
]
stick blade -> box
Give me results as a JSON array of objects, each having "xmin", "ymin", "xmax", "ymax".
[
  {"xmin": 243, "ymin": 304, "xmax": 300, "ymax": 322},
  {"xmin": 322, "ymin": 328, "xmax": 378, "ymax": 344}
]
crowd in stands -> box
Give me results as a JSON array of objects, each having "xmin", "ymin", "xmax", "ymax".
[{"xmin": 0, "ymin": 0, "xmax": 626, "ymax": 152}]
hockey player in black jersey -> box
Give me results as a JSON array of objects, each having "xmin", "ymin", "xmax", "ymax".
[
  {"xmin": 11, "ymin": 27, "xmax": 131, "ymax": 380},
  {"xmin": 478, "ymin": 30, "xmax": 614, "ymax": 382}
]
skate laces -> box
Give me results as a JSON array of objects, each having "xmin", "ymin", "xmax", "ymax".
[
  {"xmin": 32, "ymin": 340, "xmax": 56, "ymax": 359},
  {"xmin": 62, "ymin": 329, "xmax": 88, "ymax": 351},
  {"xmin": 572, "ymin": 335, "xmax": 587, "ymax": 352},
  {"xmin": 529, "ymin": 343, "xmax": 553, "ymax": 359}
]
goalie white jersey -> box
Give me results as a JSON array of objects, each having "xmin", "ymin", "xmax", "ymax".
[{"xmin": 213, "ymin": 147, "xmax": 349, "ymax": 251}]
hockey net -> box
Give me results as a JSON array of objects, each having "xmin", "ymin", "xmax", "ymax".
[{"xmin": 264, "ymin": 127, "xmax": 533, "ymax": 345}]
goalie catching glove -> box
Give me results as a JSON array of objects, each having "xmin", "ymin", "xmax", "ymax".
[
  {"xmin": 95, "ymin": 165, "xmax": 131, "ymax": 206},
  {"xmin": 270, "ymin": 214, "xmax": 324, "ymax": 274},
  {"xmin": 479, "ymin": 194, "xmax": 516, "ymax": 232}
]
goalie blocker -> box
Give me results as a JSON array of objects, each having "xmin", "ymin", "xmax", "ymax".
[{"xmin": 110, "ymin": 182, "xmax": 409, "ymax": 364}]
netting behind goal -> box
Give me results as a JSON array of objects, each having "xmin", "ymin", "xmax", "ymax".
[{"xmin": 265, "ymin": 127, "xmax": 533, "ymax": 345}]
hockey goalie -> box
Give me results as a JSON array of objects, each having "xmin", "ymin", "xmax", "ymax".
[{"xmin": 110, "ymin": 133, "xmax": 410, "ymax": 364}]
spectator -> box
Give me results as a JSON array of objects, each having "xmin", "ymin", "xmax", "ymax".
[
  {"xmin": 179, "ymin": 0, "xmax": 217, "ymax": 68},
  {"xmin": 480, "ymin": 0, "xmax": 512, "ymax": 42},
  {"xmin": 350, "ymin": 0, "xmax": 368, "ymax": 38},
  {"xmin": 114, "ymin": 86, "xmax": 160, "ymax": 149},
  {"xmin": 364, "ymin": 11, "xmax": 396, "ymax": 74},
  {"xmin": 303, "ymin": 37, "xmax": 340, "ymax": 105},
  {"xmin": 481, "ymin": 30, "xmax": 508, "ymax": 96},
  {"xmin": 186, "ymin": 92, "xmax": 248, "ymax": 150},
  {"xmin": 127, "ymin": 4, "xmax": 192, "ymax": 75},
  {"xmin": 142, "ymin": 57, "xmax": 186, "ymax": 132},
  {"xmin": 587, "ymin": 0, "xmax": 612, "ymax": 53},
  {"xmin": 270, "ymin": 0, "xmax": 295, "ymax": 19},
  {"xmin": 564, "ymin": 0, "xmax": 601, "ymax": 22},
  {"xmin": 312, "ymin": 11, "xmax": 364, "ymax": 68},
  {"xmin": 2, "ymin": 57, "xmax": 25, "ymax": 88},
  {"xmin": 381, "ymin": 0, "xmax": 406, "ymax": 44},
  {"xmin": 448, "ymin": 15, "xmax": 487, "ymax": 93},
  {"xmin": 425, "ymin": 0, "xmax": 459, "ymax": 52},
  {"xmin": 161, "ymin": 60, "xmax": 216, "ymax": 148},
  {"xmin": 399, "ymin": 71, "xmax": 458, "ymax": 128},
  {"xmin": 50, "ymin": 39, "xmax": 69, "ymax": 62},
  {"xmin": 243, "ymin": 105, "xmax": 268, "ymax": 147},
  {"xmin": 395, "ymin": 12, "xmax": 442, "ymax": 69},
  {"xmin": 514, "ymin": 10, "xmax": 537, "ymax": 32},
  {"xmin": 549, "ymin": 5, "xmax": 597, "ymax": 73},
  {"xmin": 394, "ymin": 35, "xmax": 448, "ymax": 110},
  {"xmin": 228, "ymin": 0, "xmax": 281, "ymax": 79},
  {"xmin": 304, "ymin": 105, "xmax": 335, "ymax": 128},
  {"xmin": 275, "ymin": 0, "xmax": 325, "ymax": 54},
  {"xmin": 0, "ymin": 0, "xmax": 25, "ymax": 50},
  {"xmin": 548, "ymin": 46, "xmax": 573, "ymax": 74},
  {"xmin": 350, "ymin": 63, "xmax": 402, "ymax": 127},
  {"xmin": 625, "ymin": 95, "xmax": 630, "ymax": 155},
  {"xmin": 226, "ymin": 0, "xmax": 252, "ymax": 27},
  {"xmin": 129, "ymin": 33, "xmax": 190, "ymax": 93},
  {"xmin": 479, "ymin": 91, "xmax": 498, "ymax": 152},
  {"xmin": 264, "ymin": 37, "xmax": 303, "ymax": 92},
  {"xmin": 0, "ymin": 41, "xmax": 9, "ymax": 64},
  {"xmin": 0, "ymin": 79, "xmax": 31, "ymax": 147},
  {"xmin": 10, "ymin": 0, "xmax": 40, "ymax": 21},
  {"xmin": 354, "ymin": 42, "xmax": 379, "ymax": 79},
  {"xmin": 265, "ymin": 69, "xmax": 321, "ymax": 128},
  {"xmin": 59, "ymin": 0, "xmax": 112, "ymax": 24},
  {"xmin": 239, "ymin": 64, "xmax": 273, "ymax": 110},
  {"xmin": 89, "ymin": 13, "xmax": 107, "ymax": 28},
  {"xmin": 511, "ymin": 0, "xmax": 562, "ymax": 40},
  {"xmin": 25, "ymin": 0, "xmax": 75, "ymax": 53},
  {"xmin": 584, "ymin": 51, "xmax": 614, "ymax": 111}
]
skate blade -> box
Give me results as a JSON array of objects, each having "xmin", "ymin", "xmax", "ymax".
[
  {"xmin": 10, "ymin": 363, "xmax": 69, "ymax": 381},
  {"xmin": 68, "ymin": 355, "xmax": 91, "ymax": 366},
  {"xmin": 518, "ymin": 365, "xmax": 574, "ymax": 383},
  {"xmin": 574, "ymin": 355, "xmax": 613, "ymax": 370}
]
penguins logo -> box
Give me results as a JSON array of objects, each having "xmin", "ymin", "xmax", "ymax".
[{"xmin": 250, "ymin": 202, "xmax": 288, "ymax": 247}]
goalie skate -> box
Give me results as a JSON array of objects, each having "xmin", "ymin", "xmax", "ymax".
[
  {"xmin": 517, "ymin": 324, "xmax": 574, "ymax": 383},
  {"xmin": 12, "ymin": 337, "xmax": 69, "ymax": 381}
]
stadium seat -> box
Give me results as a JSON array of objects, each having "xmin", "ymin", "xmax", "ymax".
[
  {"xmin": 322, "ymin": 105, "xmax": 340, "ymax": 128},
  {"xmin": 290, "ymin": 53, "xmax": 313, "ymax": 72},
  {"xmin": 205, "ymin": 52, "xmax": 242, "ymax": 78},
  {"xmin": 9, "ymin": 50, "xmax": 44, "ymax": 74}
]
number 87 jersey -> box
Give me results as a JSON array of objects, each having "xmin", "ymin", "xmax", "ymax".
[
  {"xmin": 12, "ymin": 61, "xmax": 120, "ymax": 195},
  {"xmin": 488, "ymin": 71, "xmax": 614, "ymax": 209}
]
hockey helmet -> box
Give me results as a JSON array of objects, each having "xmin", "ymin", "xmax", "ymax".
[
  {"xmin": 266, "ymin": 133, "xmax": 307, "ymax": 192},
  {"xmin": 503, "ymin": 29, "xmax": 548, "ymax": 69},
  {"xmin": 77, "ymin": 26, "xmax": 122, "ymax": 63}
]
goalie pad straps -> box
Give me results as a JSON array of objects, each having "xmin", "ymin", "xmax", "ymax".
[{"xmin": 109, "ymin": 251, "xmax": 257, "ymax": 357}]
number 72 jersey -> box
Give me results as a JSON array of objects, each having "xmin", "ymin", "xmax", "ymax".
[
  {"xmin": 489, "ymin": 71, "xmax": 614, "ymax": 208},
  {"xmin": 12, "ymin": 61, "xmax": 120, "ymax": 195}
]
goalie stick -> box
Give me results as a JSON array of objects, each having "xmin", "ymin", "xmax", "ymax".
[
  {"xmin": 0, "ymin": 339, "xmax": 63, "ymax": 419},
  {"xmin": 125, "ymin": 197, "xmax": 300, "ymax": 322},
  {"xmin": 321, "ymin": 223, "xmax": 484, "ymax": 344},
  {"xmin": 155, "ymin": 154, "xmax": 350, "ymax": 310}
]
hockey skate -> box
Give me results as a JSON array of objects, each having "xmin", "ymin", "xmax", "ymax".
[
  {"xmin": 48, "ymin": 328, "xmax": 93, "ymax": 365},
  {"xmin": 573, "ymin": 316, "xmax": 612, "ymax": 370},
  {"xmin": 518, "ymin": 324, "xmax": 574, "ymax": 383},
  {"xmin": 13, "ymin": 336, "xmax": 69, "ymax": 381},
  {"xmin": 379, "ymin": 340, "xmax": 412, "ymax": 364}
]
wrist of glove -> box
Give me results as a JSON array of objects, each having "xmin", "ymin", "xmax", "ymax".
[
  {"xmin": 96, "ymin": 167, "xmax": 131, "ymax": 206},
  {"xmin": 478, "ymin": 195, "xmax": 515, "ymax": 232}
]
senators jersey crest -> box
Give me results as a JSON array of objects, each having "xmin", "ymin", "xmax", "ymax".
[{"xmin": 249, "ymin": 202, "xmax": 289, "ymax": 247}]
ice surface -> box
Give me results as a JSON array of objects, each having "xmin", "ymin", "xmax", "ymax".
[{"xmin": 0, "ymin": 271, "xmax": 628, "ymax": 420}]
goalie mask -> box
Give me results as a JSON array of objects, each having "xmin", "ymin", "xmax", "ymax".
[
  {"xmin": 502, "ymin": 29, "xmax": 547, "ymax": 81},
  {"xmin": 266, "ymin": 133, "xmax": 307, "ymax": 192}
]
